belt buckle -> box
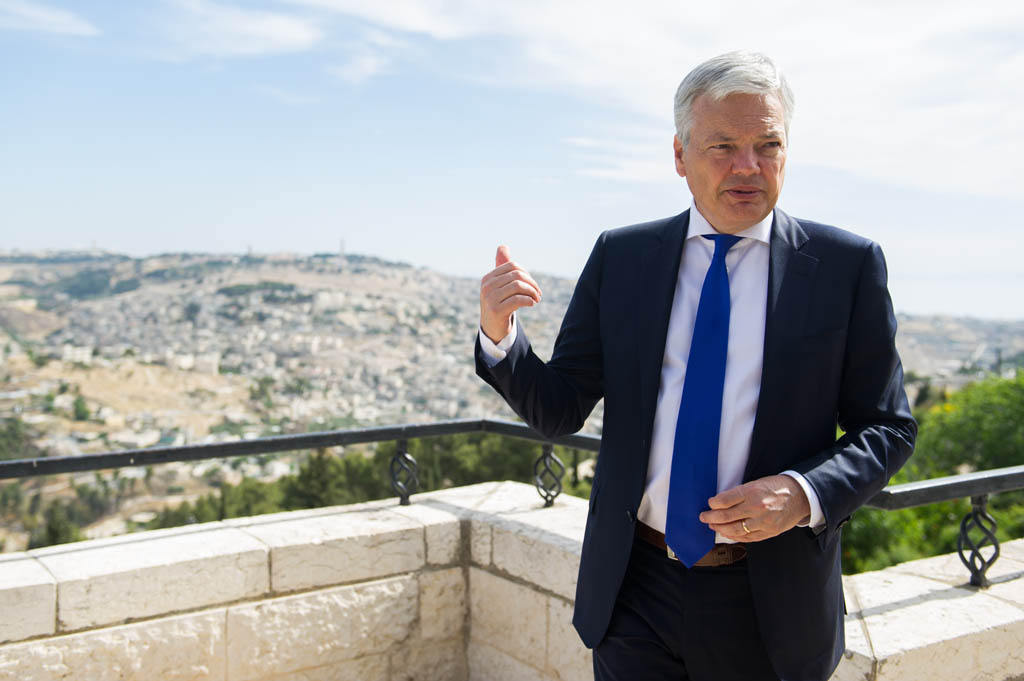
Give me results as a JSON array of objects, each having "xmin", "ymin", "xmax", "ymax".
[{"xmin": 666, "ymin": 546, "xmax": 678, "ymax": 561}]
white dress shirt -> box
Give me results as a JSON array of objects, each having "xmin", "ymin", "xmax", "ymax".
[{"xmin": 480, "ymin": 203, "xmax": 823, "ymax": 541}]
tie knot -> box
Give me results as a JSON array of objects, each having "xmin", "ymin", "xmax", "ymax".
[{"xmin": 702, "ymin": 234, "xmax": 742, "ymax": 259}]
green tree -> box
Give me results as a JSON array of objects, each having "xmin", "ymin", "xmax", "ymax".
[
  {"xmin": 842, "ymin": 372, "xmax": 1024, "ymax": 573},
  {"xmin": 0, "ymin": 417, "xmax": 31, "ymax": 460},
  {"xmin": 220, "ymin": 478, "xmax": 283, "ymax": 518},
  {"xmin": 249, "ymin": 377, "xmax": 275, "ymax": 407},
  {"xmin": 72, "ymin": 396, "xmax": 90, "ymax": 421},
  {"xmin": 910, "ymin": 372, "xmax": 1024, "ymax": 478},
  {"xmin": 280, "ymin": 449, "xmax": 353, "ymax": 509},
  {"xmin": 28, "ymin": 502, "xmax": 83, "ymax": 549}
]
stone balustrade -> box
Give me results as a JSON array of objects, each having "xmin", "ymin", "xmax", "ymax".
[{"xmin": 0, "ymin": 480, "xmax": 1021, "ymax": 681}]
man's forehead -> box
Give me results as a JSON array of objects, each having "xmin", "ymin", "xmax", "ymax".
[{"xmin": 691, "ymin": 94, "xmax": 786, "ymax": 139}]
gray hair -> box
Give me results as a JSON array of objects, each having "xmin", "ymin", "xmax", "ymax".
[{"xmin": 673, "ymin": 51, "xmax": 795, "ymax": 148}]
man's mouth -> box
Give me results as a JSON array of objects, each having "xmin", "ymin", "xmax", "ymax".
[{"xmin": 725, "ymin": 187, "xmax": 761, "ymax": 198}]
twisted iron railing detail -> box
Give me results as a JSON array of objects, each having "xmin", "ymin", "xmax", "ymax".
[
  {"xmin": 957, "ymin": 495, "xmax": 1000, "ymax": 587},
  {"xmin": 389, "ymin": 438, "xmax": 419, "ymax": 506},
  {"xmin": 533, "ymin": 443, "xmax": 564, "ymax": 507}
]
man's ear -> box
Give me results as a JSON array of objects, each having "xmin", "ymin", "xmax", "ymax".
[{"xmin": 673, "ymin": 135, "xmax": 686, "ymax": 178}]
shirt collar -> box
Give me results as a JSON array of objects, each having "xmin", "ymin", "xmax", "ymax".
[{"xmin": 687, "ymin": 201, "xmax": 773, "ymax": 245}]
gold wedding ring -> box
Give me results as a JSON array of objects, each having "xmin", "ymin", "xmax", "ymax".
[{"xmin": 742, "ymin": 520, "xmax": 751, "ymax": 534}]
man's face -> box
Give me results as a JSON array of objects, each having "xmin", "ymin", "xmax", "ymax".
[{"xmin": 673, "ymin": 91, "xmax": 787, "ymax": 234}]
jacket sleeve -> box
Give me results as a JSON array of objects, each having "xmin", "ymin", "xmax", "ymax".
[
  {"xmin": 474, "ymin": 233, "xmax": 607, "ymax": 439},
  {"xmin": 789, "ymin": 242, "xmax": 917, "ymax": 546}
]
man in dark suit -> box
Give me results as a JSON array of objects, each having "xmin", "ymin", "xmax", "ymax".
[{"xmin": 475, "ymin": 51, "xmax": 916, "ymax": 681}]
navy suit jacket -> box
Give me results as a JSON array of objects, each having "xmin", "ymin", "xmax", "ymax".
[{"xmin": 475, "ymin": 208, "xmax": 916, "ymax": 681}]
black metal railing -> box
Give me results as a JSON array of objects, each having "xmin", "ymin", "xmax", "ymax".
[
  {"xmin": 1, "ymin": 418, "xmax": 1021, "ymax": 586},
  {"xmin": 865, "ymin": 464, "xmax": 1024, "ymax": 586}
]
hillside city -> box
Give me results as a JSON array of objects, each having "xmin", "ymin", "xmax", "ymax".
[{"xmin": 1, "ymin": 250, "xmax": 1022, "ymax": 550}]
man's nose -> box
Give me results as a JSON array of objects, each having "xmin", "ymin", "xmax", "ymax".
[{"xmin": 731, "ymin": 147, "xmax": 760, "ymax": 175}]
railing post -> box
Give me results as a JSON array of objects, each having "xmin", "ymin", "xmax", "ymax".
[
  {"xmin": 389, "ymin": 438, "xmax": 419, "ymax": 506},
  {"xmin": 957, "ymin": 494, "xmax": 1000, "ymax": 587},
  {"xmin": 533, "ymin": 443, "xmax": 564, "ymax": 507},
  {"xmin": 572, "ymin": 449, "xmax": 579, "ymax": 487}
]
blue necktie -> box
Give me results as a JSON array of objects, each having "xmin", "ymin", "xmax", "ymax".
[{"xmin": 665, "ymin": 234, "xmax": 742, "ymax": 567}]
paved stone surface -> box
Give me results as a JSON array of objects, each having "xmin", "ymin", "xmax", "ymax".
[
  {"xmin": 0, "ymin": 610, "xmax": 225, "ymax": 681},
  {"xmin": 469, "ymin": 568, "xmax": 546, "ymax": 666},
  {"xmin": 227, "ymin": 576, "xmax": 417, "ymax": 681},
  {"xmin": 0, "ymin": 556, "xmax": 56, "ymax": 644},
  {"xmin": 236, "ymin": 507, "xmax": 424, "ymax": 593},
  {"xmin": 30, "ymin": 524, "xmax": 267, "ymax": 631},
  {"xmin": 419, "ymin": 568, "xmax": 465, "ymax": 641}
]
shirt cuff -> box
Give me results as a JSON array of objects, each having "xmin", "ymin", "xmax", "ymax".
[
  {"xmin": 478, "ymin": 317, "xmax": 518, "ymax": 367},
  {"xmin": 781, "ymin": 470, "xmax": 824, "ymax": 530}
]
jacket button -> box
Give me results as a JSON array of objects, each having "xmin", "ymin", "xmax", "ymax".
[{"xmin": 625, "ymin": 509, "xmax": 634, "ymax": 523}]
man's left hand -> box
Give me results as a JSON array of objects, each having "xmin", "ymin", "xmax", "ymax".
[{"xmin": 699, "ymin": 475, "xmax": 811, "ymax": 542}]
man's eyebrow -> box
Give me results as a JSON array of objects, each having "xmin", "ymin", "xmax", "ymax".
[{"xmin": 703, "ymin": 129, "xmax": 785, "ymax": 143}]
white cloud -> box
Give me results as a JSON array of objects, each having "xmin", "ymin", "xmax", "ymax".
[
  {"xmin": 327, "ymin": 51, "xmax": 388, "ymax": 84},
  {"xmin": 0, "ymin": 0, "xmax": 98, "ymax": 36},
  {"xmin": 279, "ymin": 0, "xmax": 1024, "ymax": 200},
  {"xmin": 168, "ymin": 0, "xmax": 321, "ymax": 57}
]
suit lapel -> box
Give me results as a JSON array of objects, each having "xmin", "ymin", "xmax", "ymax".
[
  {"xmin": 746, "ymin": 209, "xmax": 818, "ymax": 478},
  {"xmin": 638, "ymin": 211, "xmax": 689, "ymax": 445}
]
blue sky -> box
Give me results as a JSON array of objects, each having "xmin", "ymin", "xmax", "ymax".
[{"xmin": 1, "ymin": 0, "xmax": 1022, "ymax": 319}]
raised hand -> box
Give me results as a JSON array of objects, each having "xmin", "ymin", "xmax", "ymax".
[{"xmin": 479, "ymin": 245, "xmax": 543, "ymax": 343}]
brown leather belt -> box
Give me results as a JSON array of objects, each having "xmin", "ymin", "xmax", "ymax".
[{"xmin": 636, "ymin": 520, "xmax": 747, "ymax": 567}]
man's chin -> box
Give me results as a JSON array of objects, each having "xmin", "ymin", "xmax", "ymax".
[{"xmin": 711, "ymin": 207, "xmax": 771, "ymax": 234}]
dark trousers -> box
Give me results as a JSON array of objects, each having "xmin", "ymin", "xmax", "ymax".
[{"xmin": 593, "ymin": 535, "xmax": 780, "ymax": 681}]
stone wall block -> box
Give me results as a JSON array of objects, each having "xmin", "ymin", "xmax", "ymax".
[
  {"xmin": 0, "ymin": 610, "xmax": 225, "ymax": 681},
  {"xmin": 237, "ymin": 509, "xmax": 424, "ymax": 593},
  {"xmin": 491, "ymin": 522, "xmax": 580, "ymax": 601},
  {"xmin": 850, "ymin": 569, "xmax": 1024, "ymax": 681},
  {"xmin": 874, "ymin": 622, "xmax": 1024, "ymax": 681},
  {"xmin": 419, "ymin": 568, "xmax": 465, "ymax": 641},
  {"xmin": 389, "ymin": 638, "xmax": 467, "ymax": 681},
  {"xmin": 467, "ymin": 641, "xmax": 547, "ymax": 681},
  {"xmin": 0, "ymin": 556, "xmax": 56, "ymax": 644},
  {"xmin": 469, "ymin": 568, "xmax": 546, "ymax": 665},
  {"xmin": 254, "ymin": 655, "xmax": 388, "ymax": 681},
  {"xmin": 470, "ymin": 518, "xmax": 492, "ymax": 566},
  {"xmin": 30, "ymin": 525, "xmax": 268, "ymax": 631},
  {"xmin": 829, "ymin": 577, "xmax": 875, "ymax": 681},
  {"xmin": 391, "ymin": 503, "xmax": 462, "ymax": 566},
  {"xmin": 545, "ymin": 597, "xmax": 590, "ymax": 681},
  {"xmin": 226, "ymin": 576, "xmax": 417, "ymax": 681}
]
